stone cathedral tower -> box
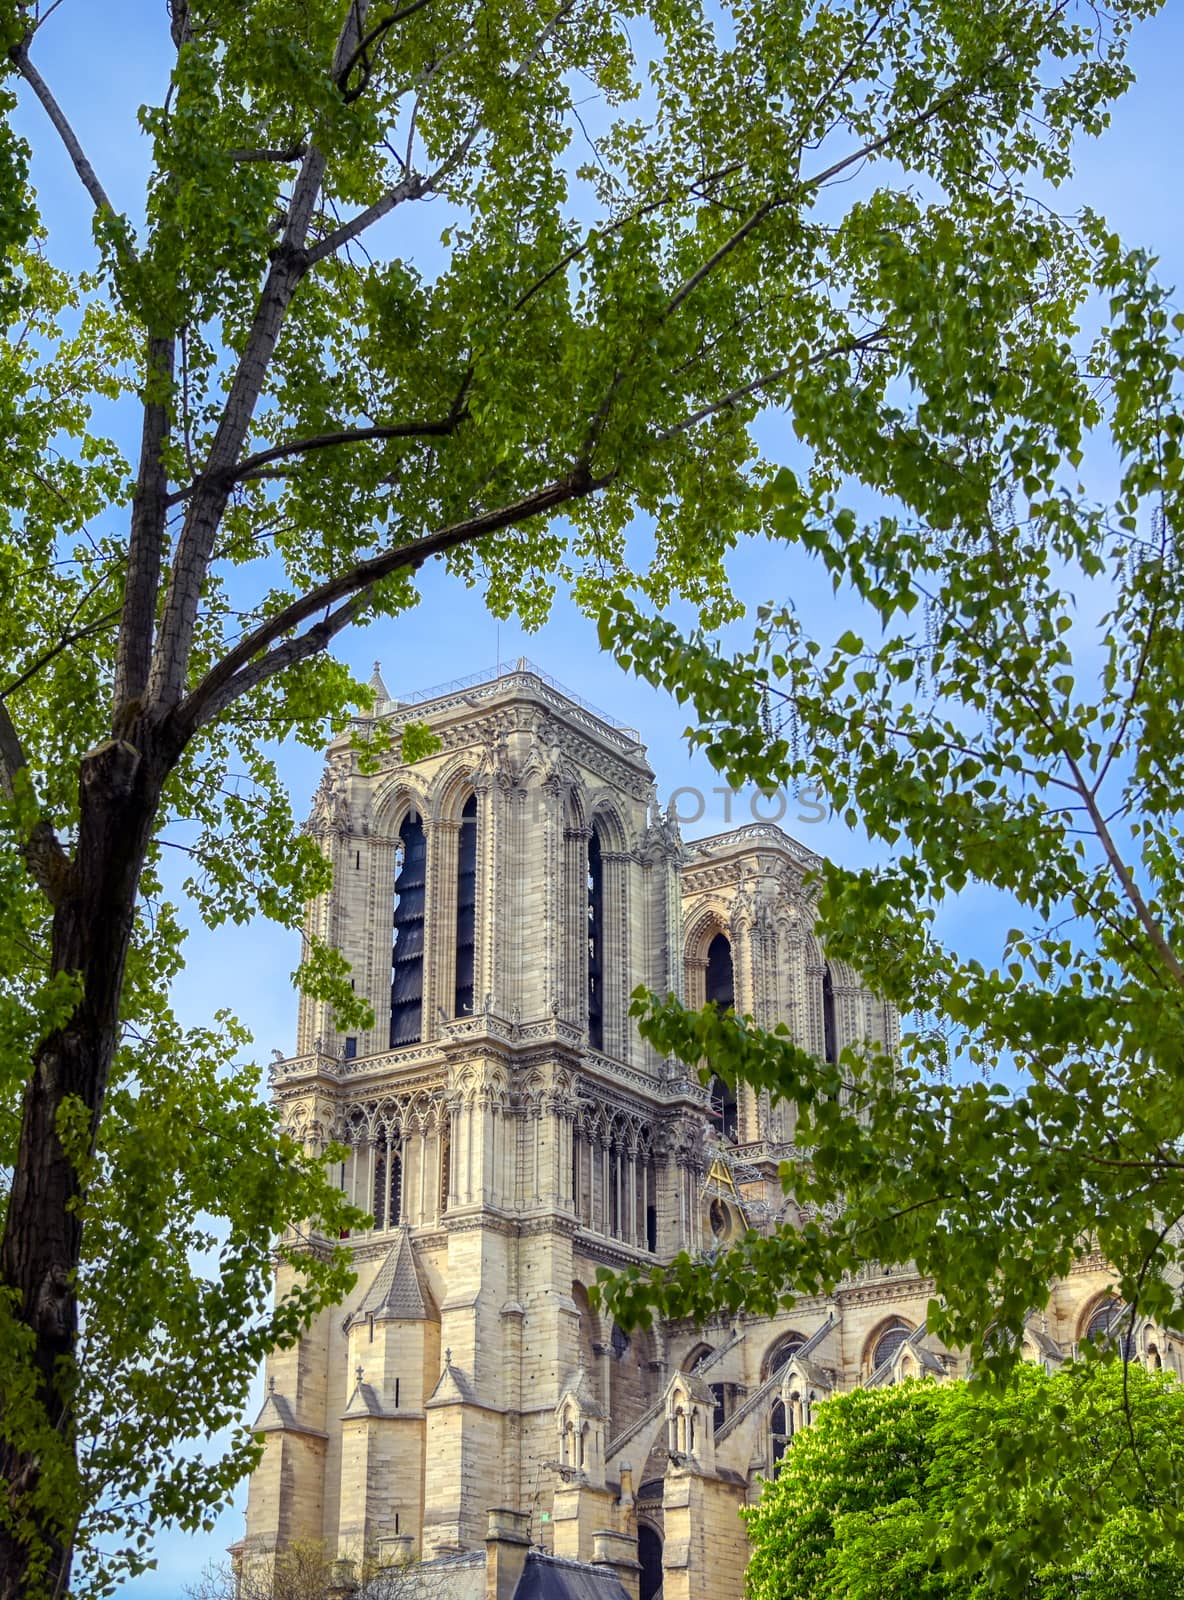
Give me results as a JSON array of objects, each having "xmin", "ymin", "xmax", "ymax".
[{"xmin": 241, "ymin": 663, "xmax": 1145, "ymax": 1600}]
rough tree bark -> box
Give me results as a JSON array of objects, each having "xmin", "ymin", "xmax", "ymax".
[{"xmin": 0, "ymin": 738, "xmax": 166, "ymax": 1597}]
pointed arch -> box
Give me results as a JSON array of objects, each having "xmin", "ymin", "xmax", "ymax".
[
  {"xmin": 706, "ymin": 932, "xmax": 735, "ymax": 1011},
  {"xmin": 429, "ymin": 757, "xmax": 479, "ymax": 822},
  {"xmin": 682, "ymin": 1343, "xmax": 715, "ymax": 1373},
  {"xmin": 822, "ymin": 964, "xmax": 838, "ymax": 1065},
  {"xmin": 762, "ymin": 1331, "xmax": 809, "ymax": 1381},
  {"xmin": 371, "ymin": 776, "xmax": 430, "ymax": 840},
  {"xmin": 683, "ymin": 905, "xmax": 733, "ymax": 1011},
  {"xmin": 1081, "ymin": 1294, "xmax": 1136, "ymax": 1359},
  {"xmin": 865, "ymin": 1317, "xmax": 914, "ymax": 1373},
  {"xmin": 587, "ymin": 794, "xmax": 630, "ymax": 854}
]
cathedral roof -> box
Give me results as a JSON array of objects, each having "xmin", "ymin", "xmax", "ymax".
[
  {"xmin": 250, "ymin": 1378, "xmax": 328, "ymax": 1440},
  {"xmin": 782, "ymin": 1356, "xmax": 835, "ymax": 1392},
  {"xmin": 513, "ymin": 1553, "xmax": 631, "ymax": 1600},
  {"xmin": 348, "ymin": 1227, "xmax": 438, "ymax": 1326}
]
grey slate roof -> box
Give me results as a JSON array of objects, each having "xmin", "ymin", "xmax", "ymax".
[
  {"xmin": 343, "ymin": 1378, "xmax": 385, "ymax": 1417},
  {"xmin": 783, "ymin": 1356, "xmax": 835, "ymax": 1391},
  {"xmin": 1028, "ymin": 1327, "xmax": 1066, "ymax": 1365},
  {"xmin": 348, "ymin": 1226, "xmax": 438, "ymax": 1327},
  {"xmin": 557, "ymin": 1366, "xmax": 605, "ymax": 1418},
  {"xmin": 427, "ymin": 1350, "xmax": 478, "ymax": 1406},
  {"xmin": 513, "ymin": 1553, "xmax": 632, "ymax": 1600},
  {"xmin": 251, "ymin": 1385, "xmax": 298, "ymax": 1431}
]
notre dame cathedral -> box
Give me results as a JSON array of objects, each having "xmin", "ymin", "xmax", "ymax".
[{"xmin": 239, "ymin": 662, "xmax": 1162, "ymax": 1600}]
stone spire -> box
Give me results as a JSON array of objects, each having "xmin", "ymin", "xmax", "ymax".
[{"xmin": 367, "ymin": 660, "xmax": 392, "ymax": 707}]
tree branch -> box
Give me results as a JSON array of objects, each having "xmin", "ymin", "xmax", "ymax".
[
  {"xmin": 145, "ymin": 0, "xmax": 375, "ymax": 712},
  {"xmin": 174, "ymin": 463, "xmax": 603, "ymax": 735},
  {"xmin": 3, "ymin": 607, "xmax": 122, "ymax": 703},
  {"xmin": 335, "ymin": 0, "xmax": 437, "ymax": 103},
  {"xmin": 230, "ymin": 144, "xmax": 308, "ymax": 164},
  {"xmin": 1064, "ymin": 751, "xmax": 1184, "ymax": 986},
  {"xmin": 653, "ymin": 327, "xmax": 889, "ymax": 443},
  {"xmin": 114, "ymin": 335, "xmax": 175, "ymax": 718},
  {"xmin": 8, "ymin": 40, "xmax": 133, "ymax": 258},
  {"xmin": 305, "ymin": 170, "xmax": 431, "ymax": 265},
  {"xmin": 165, "ymin": 415, "xmax": 465, "ymax": 508},
  {"xmin": 307, "ymin": 0, "xmax": 575, "ymax": 266},
  {"xmin": 0, "ymin": 701, "xmax": 71, "ymax": 905}
]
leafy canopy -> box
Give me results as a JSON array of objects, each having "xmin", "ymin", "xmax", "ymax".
[
  {"xmin": 595, "ymin": 206, "xmax": 1184, "ymax": 1591},
  {"xmin": 745, "ymin": 1367, "xmax": 1184, "ymax": 1600},
  {"xmin": 0, "ymin": 0, "xmax": 1163, "ymax": 1588}
]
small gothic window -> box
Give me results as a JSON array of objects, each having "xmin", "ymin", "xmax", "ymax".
[
  {"xmin": 587, "ymin": 829, "xmax": 604, "ymax": 1051},
  {"xmin": 706, "ymin": 932, "xmax": 734, "ymax": 1010},
  {"xmin": 454, "ymin": 795, "xmax": 477, "ymax": 1015},
  {"xmin": 439, "ymin": 1128, "xmax": 451, "ymax": 1214},
  {"xmin": 770, "ymin": 1398, "xmax": 790, "ymax": 1467},
  {"xmin": 372, "ymin": 1142, "xmax": 386, "ymax": 1230},
  {"xmin": 822, "ymin": 965, "xmax": 838, "ymax": 1065},
  {"xmin": 371, "ymin": 1138, "xmax": 402, "ymax": 1231},
  {"xmin": 611, "ymin": 1324, "xmax": 630, "ymax": 1359},
  {"xmin": 710, "ymin": 1381, "xmax": 727, "ymax": 1430},
  {"xmin": 391, "ymin": 812, "xmax": 426, "ymax": 1046},
  {"xmin": 708, "ymin": 1074, "xmax": 739, "ymax": 1141},
  {"xmin": 871, "ymin": 1321, "xmax": 911, "ymax": 1371}
]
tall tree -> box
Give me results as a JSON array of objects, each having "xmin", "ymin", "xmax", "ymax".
[
  {"xmin": 0, "ymin": 0, "xmax": 1156, "ymax": 1591},
  {"xmin": 598, "ymin": 234, "xmax": 1184, "ymax": 1572}
]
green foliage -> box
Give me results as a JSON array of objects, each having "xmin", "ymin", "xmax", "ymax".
[
  {"xmin": 0, "ymin": 0, "xmax": 1168, "ymax": 1588},
  {"xmin": 745, "ymin": 1368, "xmax": 1184, "ymax": 1600},
  {"xmin": 595, "ymin": 206, "xmax": 1184, "ymax": 1595}
]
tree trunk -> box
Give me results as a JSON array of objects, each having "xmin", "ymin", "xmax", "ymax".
[{"xmin": 0, "ymin": 736, "xmax": 162, "ymax": 1599}]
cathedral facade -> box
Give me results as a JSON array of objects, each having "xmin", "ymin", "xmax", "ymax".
[{"xmin": 241, "ymin": 662, "xmax": 1159, "ymax": 1600}]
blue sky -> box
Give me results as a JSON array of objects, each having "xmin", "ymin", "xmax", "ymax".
[{"xmin": 9, "ymin": 2, "xmax": 1184, "ymax": 1592}]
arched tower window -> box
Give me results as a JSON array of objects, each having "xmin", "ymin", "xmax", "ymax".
[
  {"xmin": 391, "ymin": 811, "xmax": 426, "ymax": 1046},
  {"xmin": 705, "ymin": 935, "xmax": 738, "ymax": 1137},
  {"xmin": 822, "ymin": 964, "xmax": 838, "ymax": 1065},
  {"xmin": 706, "ymin": 932, "xmax": 734, "ymax": 1010},
  {"xmin": 587, "ymin": 828, "xmax": 604, "ymax": 1051},
  {"xmin": 455, "ymin": 794, "xmax": 477, "ymax": 1016}
]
